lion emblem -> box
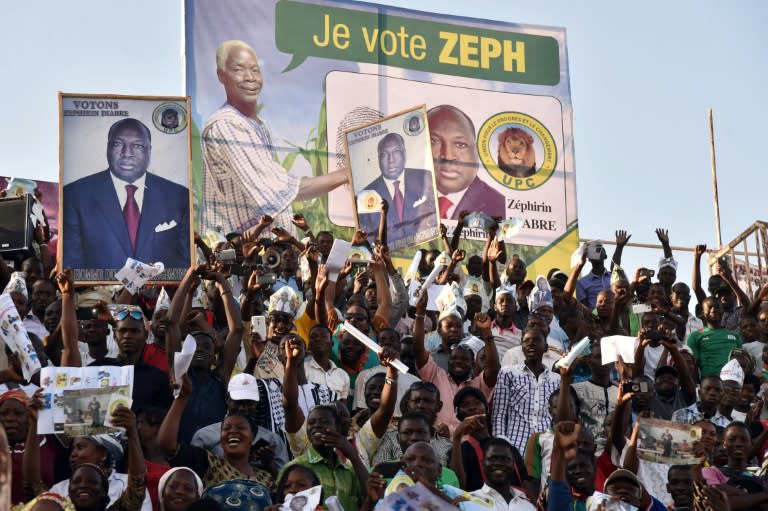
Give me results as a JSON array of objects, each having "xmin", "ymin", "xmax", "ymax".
[{"xmin": 497, "ymin": 127, "xmax": 536, "ymax": 177}]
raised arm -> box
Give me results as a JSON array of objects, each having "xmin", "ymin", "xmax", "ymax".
[
  {"xmin": 166, "ymin": 266, "xmax": 204, "ymax": 371},
  {"xmin": 369, "ymin": 349, "xmax": 399, "ymax": 437},
  {"xmin": 377, "ymin": 200, "xmax": 388, "ymax": 245},
  {"xmin": 241, "ymin": 270, "xmax": 265, "ymax": 322},
  {"xmin": 208, "ymin": 267, "xmax": 243, "ymax": 382},
  {"xmin": 22, "ymin": 390, "xmax": 46, "ymax": 500},
  {"xmin": 292, "ymin": 214, "xmax": 317, "ymax": 245},
  {"xmin": 664, "ymin": 336, "xmax": 696, "ymax": 401},
  {"xmin": 611, "ymin": 230, "xmax": 631, "ymax": 271},
  {"xmin": 622, "ymin": 418, "xmax": 641, "ymax": 474},
  {"xmin": 413, "ymin": 291, "xmax": 430, "ymax": 369},
  {"xmin": 449, "ymin": 210, "xmax": 470, "ymax": 253},
  {"xmin": 110, "ymin": 405, "xmax": 147, "ymax": 509},
  {"xmin": 157, "ymin": 373, "xmax": 192, "ymax": 456},
  {"xmin": 486, "ymin": 239, "xmax": 503, "ymax": 288},
  {"xmin": 547, "ymin": 422, "xmax": 581, "ymax": 511},
  {"xmin": 282, "ymin": 337, "xmax": 305, "ymax": 434},
  {"xmin": 371, "ymin": 247, "xmax": 392, "ymax": 328},
  {"xmin": 475, "ymin": 313, "xmax": 500, "ymax": 387},
  {"xmin": 718, "ymin": 262, "xmax": 751, "ymax": 308},
  {"xmin": 655, "ymin": 228, "xmax": 673, "ymax": 259},
  {"xmin": 692, "ymin": 244, "xmax": 707, "ymax": 305},
  {"xmin": 437, "ymin": 249, "xmax": 465, "ymax": 285},
  {"xmin": 314, "ymin": 264, "xmax": 330, "ymax": 326},
  {"xmin": 563, "ymin": 251, "xmax": 587, "ymax": 299},
  {"xmin": 56, "ymin": 269, "xmax": 82, "ymax": 368}
]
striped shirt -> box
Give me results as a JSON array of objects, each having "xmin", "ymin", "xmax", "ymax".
[
  {"xmin": 201, "ymin": 104, "xmax": 300, "ymax": 234},
  {"xmin": 491, "ymin": 364, "xmax": 561, "ymax": 453}
]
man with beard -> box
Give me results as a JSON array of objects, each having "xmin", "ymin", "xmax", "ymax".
[
  {"xmin": 165, "ymin": 265, "xmax": 243, "ymax": 443},
  {"xmin": 414, "ymin": 290, "xmax": 499, "ymax": 432},
  {"xmin": 470, "ymin": 439, "xmax": 536, "ymax": 511}
]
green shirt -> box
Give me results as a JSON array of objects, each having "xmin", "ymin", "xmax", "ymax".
[
  {"xmin": 687, "ymin": 327, "xmax": 742, "ymax": 377},
  {"xmin": 282, "ymin": 445, "xmax": 363, "ymax": 511}
]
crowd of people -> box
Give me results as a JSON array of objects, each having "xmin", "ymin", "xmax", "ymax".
[{"xmin": 2, "ymin": 210, "xmax": 767, "ymax": 511}]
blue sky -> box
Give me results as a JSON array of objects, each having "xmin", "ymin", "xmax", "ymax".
[{"xmin": 2, "ymin": 0, "xmax": 766, "ymax": 286}]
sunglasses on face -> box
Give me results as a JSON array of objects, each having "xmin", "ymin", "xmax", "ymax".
[{"xmin": 115, "ymin": 309, "xmax": 144, "ymax": 321}]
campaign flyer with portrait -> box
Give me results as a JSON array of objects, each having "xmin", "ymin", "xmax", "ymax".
[
  {"xmin": 185, "ymin": 0, "xmax": 578, "ymax": 275},
  {"xmin": 59, "ymin": 94, "xmax": 193, "ymax": 283},
  {"xmin": 345, "ymin": 106, "xmax": 439, "ymax": 251}
]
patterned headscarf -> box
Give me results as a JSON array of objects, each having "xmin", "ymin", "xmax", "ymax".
[
  {"xmin": 202, "ymin": 479, "xmax": 272, "ymax": 511},
  {"xmin": 16, "ymin": 492, "xmax": 75, "ymax": 511}
]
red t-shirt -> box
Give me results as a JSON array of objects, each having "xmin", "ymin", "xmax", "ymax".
[{"xmin": 142, "ymin": 343, "xmax": 169, "ymax": 376}]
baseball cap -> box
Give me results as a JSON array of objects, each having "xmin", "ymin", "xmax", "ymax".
[
  {"xmin": 654, "ymin": 365, "xmax": 678, "ymax": 379},
  {"xmin": 604, "ymin": 468, "xmax": 642, "ymax": 492},
  {"xmin": 228, "ymin": 373, "xmax": 260, "ymax": 402}
]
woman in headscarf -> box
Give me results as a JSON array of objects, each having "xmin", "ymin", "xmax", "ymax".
[
  {"xmin": 157, "ymin": 467, "xmax": 203, "ymax": 511},
  {"xmin": 201, "ymin": 480, "xmax": 272, "ymax": 511},
  {"xmin": 23, "ymin": 390, "xmax": 151, "ymax": 510},
  {"xmin": 0, "ymin": 389, "xmax": 65, "ymax": 506},
  {"xmin": 157, "ymin": 374, "xmax": 274, "ymax": 490}
]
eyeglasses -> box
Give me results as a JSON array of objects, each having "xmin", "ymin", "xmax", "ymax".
[
  {"xmin": 344, "ymin": 312, "xmax": 367, "ymax": 321},
  {"xmin": 115, "ymin": 309, "xmax": 144, "ymax": 321}
]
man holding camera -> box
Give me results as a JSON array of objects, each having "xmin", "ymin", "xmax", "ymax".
[{"xmin": 576, "ymin": 241, "xmax": 611, "ymax": 310}]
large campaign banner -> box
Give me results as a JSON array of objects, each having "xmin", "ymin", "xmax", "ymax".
[{"xmin": 185, "ymin": 0, "xmax": 578, "ymax": 275}]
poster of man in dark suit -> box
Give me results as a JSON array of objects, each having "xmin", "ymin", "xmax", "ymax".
[
  {"xmin": 60, "ymin": 96, "xmax": 192, "ymax": 283},
  {"xmin": 427, "ymin": 105, "xmax": 506, "ymax": 220},
  {"xmin": 347, "ymin": 108, "xmax": 439, "ymax": 251}
]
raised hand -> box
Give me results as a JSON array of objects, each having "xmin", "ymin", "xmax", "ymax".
[
  {"xmin": 284, "ymin": 336, "xmax": 302, "ymax": 362},
  {"xmin": 291, "ymin": 213, "xmax": 309, "ymax": 231},
  {"xmin": 315, "ymin": 264, "xmax": 329, "ymax": 293},
  {"xmin": 352, "ymin": 229, "xmax": 368, "ymax": 246},
  {"xmin": 109, "ymin": 405, "xmax": 138, "ymax": 439},
  {"xmin": 451, "ymin": 249, "xmax": 466, "ymax": 262},
  {"xmin": 473, "ymin": 312, "xmax": 492, "ymax": 336},
  {"xmin": 554, "ymin": 421, "xmax": 581, "ymax": 461},
  {"xmin": 55, "ymin": 269, "xmax": 74, "ymax": 294},
  {"xmin": 655, "ymin": 228, "xmax": 669, "ymax": 244},
  {"xmin": 439, "ymin": 223, "xmax": 448, "ymax": 238},
  {"xmin": 487, "ymin": 240, "xmax": 503, "ymax": 262},
  {"xmin": 258, "ymin": 215, "xmax": 273, "ymax": 229},
  {"xmin": 694, "ymin": 244, "xmax": 707, "ymax": 259},
  {"xmin": 458, "ymin": 210, "xmax": 470, "ymax": 225},
  {"xmin": 615, "ymin": 230, "xmax": 631, "ymax": 247},
  {"xmin": 380, "ymin": 199, "xmax": 389, "ymax": 213},
  {"xmin": 271, "ymin": 227, "xmax": 293, "ymax": 243}
]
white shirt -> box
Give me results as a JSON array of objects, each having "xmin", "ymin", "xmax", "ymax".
[
  {"xmin": 383, "ymin": 175, "xmax": 405, "ymax": 203},
  {"xmin": 304, "ymin": 356, "xmax": 351, "ymax": 399},
  {"xmin": 438, "ymin": 189, "xmax": 468, "ymax": 219},
  {"xmin": 501, "ymin": 337, "xmax": 564, "ymax": 369},
  {"xmin": 110, "ymin": 172, "xmax": 146, "ymax": 212},
  {"xmin": 470, "ymin": 484, "xmax": 536, "ymax": 511},
  {"xmin": 24, "ymin": 314, "xmax": 49, "ymax": 340}
]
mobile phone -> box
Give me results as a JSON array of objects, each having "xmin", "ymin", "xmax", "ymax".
[
  {"xmin": 622, "ymin": 382, "xmax": 649, "ymax": 394},
  {"xmin": 372, "ymin": 461, "xmax": 405, "ymax": 479},
  {"xmin": 631, "ymin": 303, "xmax": 651, "ymax": 314},
  {"xmin": 251, "ymin": 316, "xmax": 267, "ymax": 338}
]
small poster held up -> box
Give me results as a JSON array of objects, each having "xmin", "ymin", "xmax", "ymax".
[
  {"xmin": 345, "ymin": 105, "xmax": 439, "ymax": 251},
  {"xmin": 0, "ymin": 293, "xmax": 41, "ymax": 381},
  {"xmin": 37, "ymin": 365, "xmax": 134, "ymax": 435},
  {"xmin": 637, "ymin": 417, "xmax": 702, "ymax": 465}
]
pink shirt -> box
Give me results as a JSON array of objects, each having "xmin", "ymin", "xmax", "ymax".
[{"xmin": 418, "ymin": 354, "xmax": 493, "ymax": 434}]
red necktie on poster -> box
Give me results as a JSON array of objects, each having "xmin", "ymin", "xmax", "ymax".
[
  {"xmin": 124, "ymin": 184, "xmax": 140, "ymax": 252},
  {"xmin": 393, "ymin": 180, "xmax": 404, "ymax": 223},
  {"xmin": 438, "ymin": 196, "xmax": 453, "ymax": 219}
]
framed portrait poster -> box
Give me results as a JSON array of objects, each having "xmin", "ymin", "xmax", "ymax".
[
  {"xmin": 58, "ymin": 93, "xmax": 193, "ymax": 283},
  {"xmin": 344, "ymin": 105, "xmax": 439, "ymax": 251}
]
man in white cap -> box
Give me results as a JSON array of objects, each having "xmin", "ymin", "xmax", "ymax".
[
  {"xmin": 718, "ymin": 358, "xmax": 745, "ymax": 422},
  {"xmin": 244, "ymin": 286, "xmax": 301, "ymax": 380},
  {"xmin": 191, "ymin": 372, "xmax": 289, "ymax": 470},
  {"xmin": 491, "ymin": 284, "xmax": 522, "ymax": 358}
]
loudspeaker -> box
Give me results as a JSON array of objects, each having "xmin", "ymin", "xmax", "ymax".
[{"xmin": 0, "ymin": 195, "xmax": 34, "ymax": 254}]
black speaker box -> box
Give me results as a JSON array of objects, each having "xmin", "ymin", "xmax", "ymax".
[{"xmin": 0, "ymin": 194, "xmax": 35, "ymax": 253}]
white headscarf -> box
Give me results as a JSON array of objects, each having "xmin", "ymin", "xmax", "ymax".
[{"xmin": 157, "ymin": 466, "xmax": 204, "ymax": 511}]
